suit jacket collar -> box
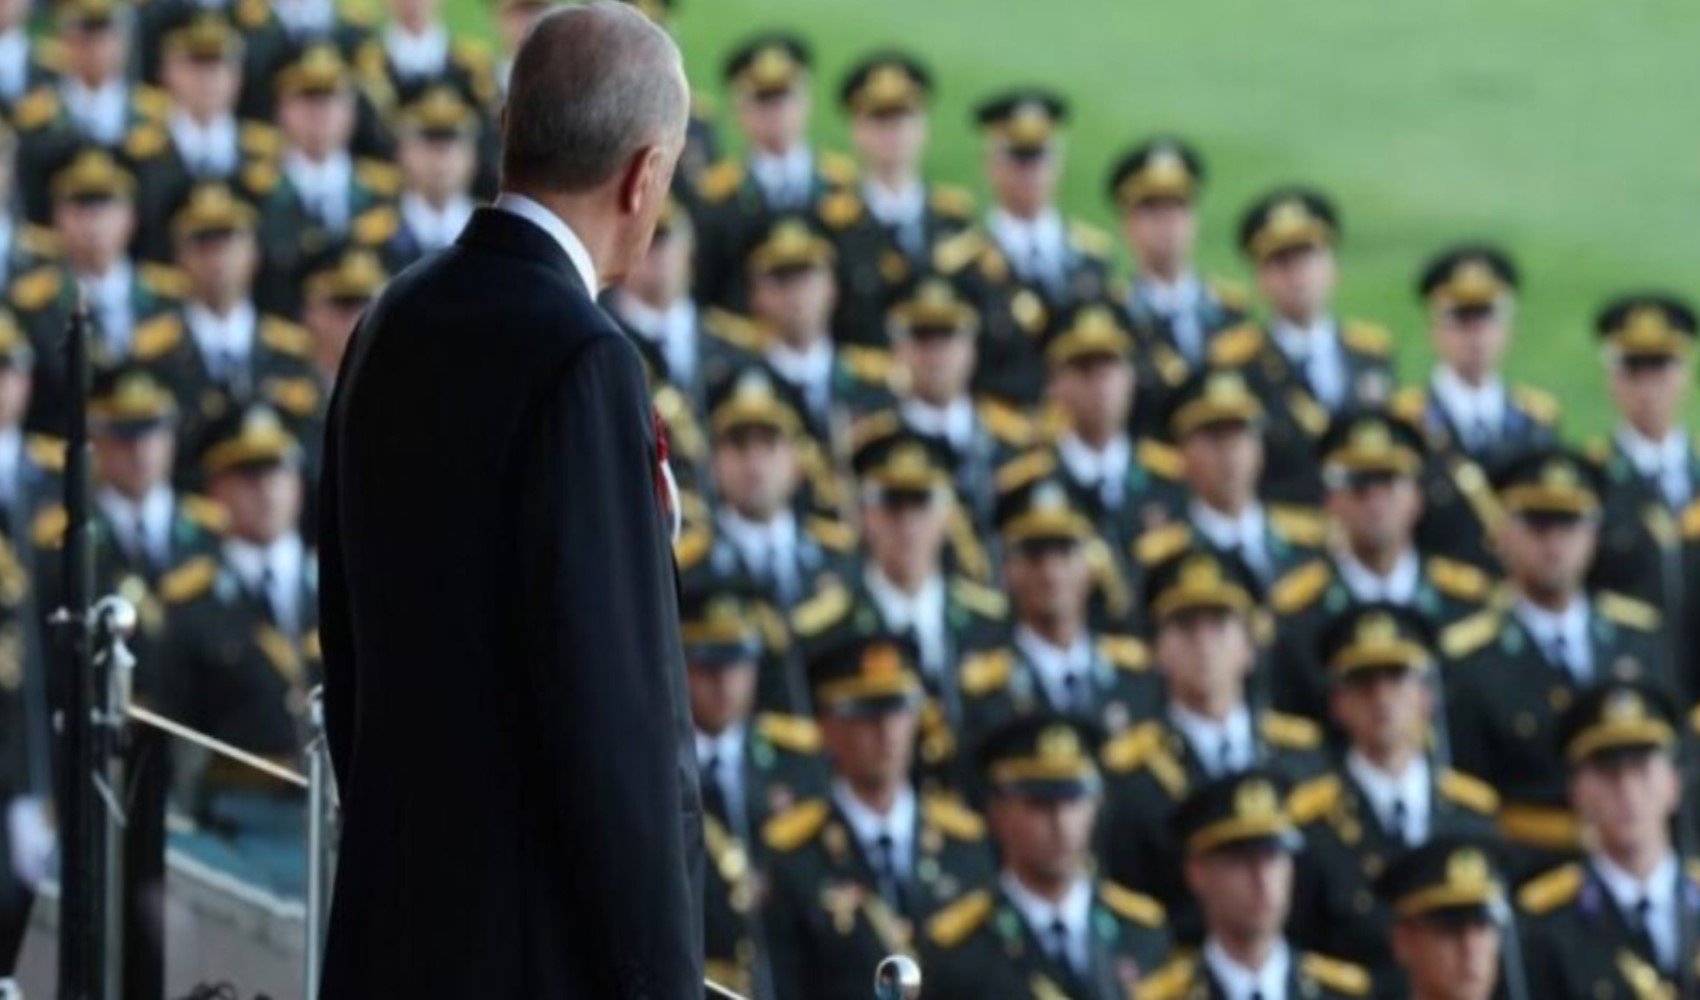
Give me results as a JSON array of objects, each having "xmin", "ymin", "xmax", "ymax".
[{"xmin": 455, "ymin": 206, "xmax": 588, "ymax": 296}]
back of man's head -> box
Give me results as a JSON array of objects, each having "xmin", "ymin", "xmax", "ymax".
[{"xmin": 502, "ymin": 2, "xmax": 687, "ymax": 194}]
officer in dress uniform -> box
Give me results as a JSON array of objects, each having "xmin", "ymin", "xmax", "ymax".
[
  {"xmin": 1265, "ymin": 411, "xmax": 1493, "ymax": 723},
  {"xmin": 14, "ymin": 147, "xmax": 188, "ymax": 433},
  {"xmin": 680, "ymin": 578, "xmax": 828, "ymax": 998},
  {"xmin": 762, "ymin": 630, "xmax": 996, "ymax": 1000},
  {"xmin": 934, "ymin": 89, "xmax": 1113, "ymax": 407},
  {"xmin": 1374, "ymin": 838, "xmax": 1509, "ymax": 1000},
  {"xmin": 1134, "ymin": 370, "xmax": 1328, "ymax": 595},
  {"xmin": 1209, "ymin": 187, "xmax": 1395, "ymax": 506},
  {"xmin": 1519, "ymin": 681, "xmax": 1700, "ymax": 999},
  {"xmin": 1096, "ymin": 546, "xmax": 1326, "ymax": 940},
  {"xmin": 823, "ymin": 51, "xmax": 975, "ymax": 347},
  {"xmin": 369, "ymin": 0, "xmax": 498, "ymax": 113},
  {"xmin": 301, "ymin": 245, "xmax": 388, "ymax": 387},
  {"xmin": 957, "ymin": 468, "xmax": 1160, "ymax": 756},
  {"xmin": 133, "ymin": 182, "xmax": 322, "ymax": 490},
  {"xmin": 1105, "ymin": 137, "xmax": 1247, "ymax": 436},
  {"xmin": 232, "ymin": 0, "xmax": 395, "ymax": 159},
  {"xmin": 253, "ymin": 44, "xmax": 403, "ymax": 319},
  {"xmin": 691, "ymin": 32, "xmax": 857, "ymax": 311},
  {"xmin": 605, "ymin": 199, "xmax": 710, "ymax": 407},
  {"xmin": 1286, "ymin": 604, "xmax": 1500, "ymax": 995},
  {"xmin": 1397, "ymin": 245, "xmax": 1559, "ymax": 572},
  {"xmin": 1443, "ymin": 447, "xmax": 1668, "ymax": 881},
  {"xmin": 378, "ymin": 86, "xmax": 480, "ymax": 271},
  {"xmin": 923, "ymin": 714, "xmax": 1173, "ymax": 999},
  {"xmin": 1585, "ymin": 294, "xmax": 1700, "ymax": 653},
  {"xmin": 0, "ymin": 121, "xmax": 62, "ymax": 296},
  {"xmin": 1133, "ymin": 771, "xmax": 1372, "ymax": 1000}
]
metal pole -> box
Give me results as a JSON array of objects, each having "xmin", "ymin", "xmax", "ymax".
[{"xmin": 304, "ymin": 687, "xmax": 332, "ymax": 1000}]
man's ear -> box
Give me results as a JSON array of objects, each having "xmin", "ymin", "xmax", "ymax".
[{"xmin": 618, "ymin": 144, "xmax": 665, "ymax": 216}]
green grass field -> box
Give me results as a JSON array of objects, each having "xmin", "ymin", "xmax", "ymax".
[{"xmin": 446, "ymin": 0, "xmax": 1700, "ymax": 435}]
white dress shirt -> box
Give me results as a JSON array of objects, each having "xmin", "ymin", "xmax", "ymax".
[
  {"xmin": 284, "ymin": 150, "xmax": 353, "ymax": 234},
  {"xmin": 694, "ymin": 724, "xmax": 747, "ymax": 826},
  {"xmin": 989, "ymin": 207, "xmax": 1066, "ymax": 289},
  {"xmin": 1432, "ymin": 367, "xmax": 1507, "ymax": 451},
  {"xmin": 0, "ymin": 427, "xmax": 21, "ymax": 509},
  {"xmin": 224, "ymin": 533, "xmax": 307, "ymax": 637},
  {"xmin": 767, "ymin": 339, "xmax": 834, "ymax": 420},
  {"xmin": 1169, "ymin": 702, "xmax": 1256, "ymax": 777},
  {"xmin": 1204, "ymin": 937, "xmax": 1292, "ymax": 1000},
  {"xmin": 275, "ymin": 0, "xmax": 335, "ymax": 36},
  {"xmin": 1058, "ymin": 432, "xmax": 1131, "ymax": 508},
  {"xmin": 616, "ymin": 295, "xmax": 698, "ymax": 387},
  {"xmin": 81, "ymin": 260, "xmax": 135, "ymax": 356},
  {"xmin": 169, "ymin": 111, "xmax": 239, "ymax": 177},
  {"xmin": 1514, "ymin": 596, "xmax": 1592, "ymax": 684},
  {"xmin": 61, "ymin": 78, "xmax": 127, "ymax": 145},
  {"xmin": 1592, "ymin": 852, "xmax": 1679, "ymax": 970},
  {"xmin": 400, "ymin": 192, "xmax": 475, "ymax": 253},
  {"xmin": 1336, "ymin": 549, "xmax": 1422, "ymax": 604},
  {"xmin": 865, "ymin": 567, "xmax": 948, "ymax": 680},
  {"xmin": 1273, "ymin": 316, "xmax": 1345, "ymax": 411},
  {"xmin": 1001, "ymin": 871, "xmax": 1093, "ymax": 974},
  {"xmin": 1190, "ymin": 499, "xmax": 1272, "ymax": 581},
  {"xmin": 900, "ymin": 397, "xmax": 975, "ymax": 451},
  {"xmin": 186, "ymin": 300, "xmax": 258, "ymax": 386},
  {"xmin": 718, "ymin": 508, "xmax": 800, "ymax": 597},
  {"xmin": 96, "ymin": 485, "xmax": 173, "ymax": 567},
  {"xmin": 0, "ymin": 216, "xmax": 13, "ymax": 289},
  {"xmin": 384, "ymin": 22, "xmax": 449, "ymax": 79},
  {"xmin": 832, "ymin": 779, "xmax": 916, "ymax": 881},
  {"xmin": 1132, "ymin": 272, "xmax": 1206, "ymax": 364},
  {"xmin": 1345, "ymin": 751, "xmax": 1431, "ymax": 843},
  {"xmin": 0, "ymin": 29, "xmax": 29, "ymax": 104},
  {"xmin": 492, "ymin": 192, "xmax": 600, "ymax": 292},
  {"xmin": 1015, "ymin": 625, "xmax": 1095, "ymax": 712},
  {"xmin": 750, "ymin": 146, "xmax": 813, "ymax": 209},
  {"xmin": 863, "ymin": 178, "xmax": 926, "ymax": 254},
  {"xmin": 1617, "ymin": 426, "xmax": 1692, "ymax": 510}
]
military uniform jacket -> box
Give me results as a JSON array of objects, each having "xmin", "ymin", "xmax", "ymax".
[
  {"xmin": 762, "ymin": 792, "xmax": 997, "ymax": 1000},
  {"xmin": 1095, "ymin": 712, "xmax": 1329, "ymax": 941},
  {"xmin": 1124, "ymin": 275, "xmax": 1249, "ymax": 439},
  {"xmin": 921, "ymin": 879, "xmax": 1172, "ymax": 1000},
  {"xmin": 13, "ymin": 85, "xmax": 172, "ymax": 223},
  {"xmin": 230, "ymin": 1, "xmax": 392, "ymax": 157},
  {"xmin": 0, "ymin": 221, "xmax": 58, "ymax": 295},
  {"xmin": 1520, "ymin": 859, "xmax": 1700, "ymax": 1000},
  {"xmin": 1206, "ymin": 320, "xmax": 1397, "ymax": 506},
  {"xmin": 820, "ymin": 182, "xmax": 977, "ymax": 347},
  {"xmin": 1586, "ymin": 434, "xmax": 1700, "ymax": 616},
  {"xmin": 1133, "ymin": 505, "xmax": 1329, "ymax": 597},
  {"xmin": 252, "ymin": 156, "xmax": 402, "ymax": 318},
  {"xmin": 934, "ymin": 222, "xmax": 1115, "ymax": 407},
  {"xmin": 698, "ymin": 507, "xmax": 857, "ymax": 617},
  {"xmin": 1287, "ymin": 766, "xmax": 1500, "ymax": 994},
  {"xmin": 0, "ymin": 432, "xmax": 65, "ymax": 546},
  {"xmin": 132, "ymin": 119, "xmax": 285, "ymax": 263},
  {"xmin": 892, "ymin": 397, "xmax": 1034, "ymax": 533},
  {"xmin": 1263, "ymin": 553, "xmax": 1494, "ymax": 723},
  {"xmin": 1133, "ymin": 949, "xmax": 1371, "ymax": 1000},
  {"xmin": 1394, "ymin": 382, "xmax": 1560, "ymax": 573}
]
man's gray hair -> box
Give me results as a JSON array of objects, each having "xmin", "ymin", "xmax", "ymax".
[{"xmin": 501, "ymin": 2, "xmax": 688, "ymax": 193}]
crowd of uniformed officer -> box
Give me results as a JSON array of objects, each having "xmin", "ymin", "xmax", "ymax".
[{"xmin": 0, "ymin": 2, "xmax": 1695, "ymax": 999}]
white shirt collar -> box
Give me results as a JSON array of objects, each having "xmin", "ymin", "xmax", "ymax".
[
  {"xmin": 750, "ymin": 146, "xmax": 812, "ymax": 197},
  {"xmin": 1617, "ymin": 425, "xmax": 1688, "ymax": 478},
  {"xmin": 96, "ymin": 484, "xmax": 173, "ymax": 558},
  {"xmin": 988, "ymin": 207, "xmax": 1065, "ymax": 267},
  {"xmin": 185, "ymin": 299, "xmax": 257, "ymax": 360},
  {"xmin": 401, "ymin": 191, "xmax": 475, "ymax": 252},
  {"xmin": 766, "ymin": 338, "xmax": 834, "ymax": 390},
  {"xmin": 862, "ymin": 178, "xmax": 925, "ymax": 227},
  {"xmin": 492, "ymin": 193, "xmax": 600, "ymax": 293},
  {"xmin": 0, "ymin": 30, "xmax": 29, "ymax": 100},
  {"xmin": 1190, "ymin": 499, "xmax": 1265, "ymax": 551},
  {"xmin": 383, "ymin": 22, "xmax": 449, "ymax": 77},
  {"xmin": 1204, "ymin": 937, "xmax": 1291, "ymax": 1000},
  {"xmin": 1057, "ymin": 433, "xmax": 1131, "ymax": 492},
  {"xmin": 1514, "ymin": 595, "xmax": 1592, "ymax": 678},
  {"xmin": 1014, "ymin": 624, "xmax": 1094, "ymax": 709},
  {"xmin": 1000, "ymin": 871, "xmax": 1094, "ymax": 973},
  {"xmin": 61, "ymin": 78, "xmax": 127, "ymax": 144},
  {"xmin": 1592, "ymin": 851, "xmax": 1680, "ymax": 969},
  {"xmin": 899, "ymin": 396, "xmax": 976, "ymax": 449},
  {"xmin": 718, "ymin": 506, "xmax": 797, "ymax": 558},
  {"xmin": 1431, "ymin": 367, "xmax": 1506, "ymax": 431},
  {"xmin": 169, "ymin": 111, "xmax": 238, "ymax": 168},
  {"xmin": 864, "ymin": 567, "xmax": 947, "ymax": 677},
  {"xmin": 1272, "ymin": 314, "xmax": 1337, "ymax": 358},
  {"xmin": 1335, "ymin": 549, "xmax": 1422, "ymax": 604},
  {"xmin": 831, "ymin": 779, "xmax": 917, "ymax": 877},
  {"xmin": 284, "ymin": 148, "xmax": 352, "ymax": 194},
  {"xmin": 1345, "ymin": 751, "xmax": 1430, "ymax": 841},
  {"xmin": 0, "ymin": 426, "xmax": 22, "ymax": 501},
  {"xmin": 1134, "ymin": 272, "xmax": 1202, "ymax": 314},
  {"xmin": 615, "ymin": 294, "xmax": 697, "ymax": 380},
  {"xmin": 1168, "ymin": 702, "xmax": 1255, "ymax": 776},
  {"xmin": 694, "ymin": 723, "xmax": 746, "ymax": 771},
  {"xmin": 224, "ymin": 532, "xmax": 305, "ymax": 593},
  {"xmin": 275, "ymin": 0, "xmax": 335, "ymax": 34}
]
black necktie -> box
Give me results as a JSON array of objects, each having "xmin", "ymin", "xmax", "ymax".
[
  {"xmin": 1390, "ymin": 797, "xmax": 1410, "ymax": 844},
  {"xmin": 873, "ymin": 831, "xmax": 905, "ymax": 910},
  {"xmin": 1631, "ymin": 895, "xmax": 1662, "ymax": 968},
  {"xmin": 699, "ymin": 752, "xmax": 730, "ymax": 824},
  {"xmin": 1046, "ymin": 916, "xmax": 1072, "ymax": 972}
]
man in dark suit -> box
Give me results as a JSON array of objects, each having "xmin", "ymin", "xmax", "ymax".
[{"xmin": 317, "ymin": 6, "xmax": 702, "ymax": 996}]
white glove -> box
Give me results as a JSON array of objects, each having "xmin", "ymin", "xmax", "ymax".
[{"xmin": 6, "ymin": 796, "xmax": 55, "ymax": 891}]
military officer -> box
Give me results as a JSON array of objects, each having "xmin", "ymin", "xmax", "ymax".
[
  {"xmin": 1397, "ymin": 245, "xmax": 1558, "ymax": 571},
  {"xmin": 1374, "ymin": 839, "xmax": 1509, "ymax": 1000},
  {"xmin": 957, "ymin": 467, "xmax": 1159, "ymax": 754},
  {"xmin": 14, "ymin": 147, "xmax": 187, "ymax": 433},
  {"xmin": 692, "ymin": 32, "xmax": 856, "ymax": 310},
  {"xmin": 1443, "ymin": 447, "xmax": 1667, "ymax": 880},
  {"xmin": 681, "ymin": 578, "xmax": 828, "ymax": 997},
  {"xmin": 1585, "ymin": 295, "xmax": 1700, "ymax": 642},
  {"xmin": 0, "ymin": 122, "xmax": 62, "ymax": 294},
  {"xmin": 762, "ymin": 630, "xmax": 996, "ymax": 1000},
  {"xmin": 823, "ymin": 51, "xmax": 975, "ymax": 347},
  {"xmin": 134, "ymin": 182, "xmax": 322, "ymax": 489},
  {"xmin": 232, "ymin": 0, "xmax": 392, "ymax": 152},
  {"xmin": 1134, "ymin": 771, "xmax": 1371, "ymax": 1000},
  {"xmin": 1134, "ymin": 370, "xmax": 1327, "ymax": 592},
  {"xmin": 0, "ymin": 312, "xmax": 62, "ymax": 543},
  {"xmin": 605, "ymin": 199, "xmax": 708, "ymax": 405},
  {"xmin": 1519, "ymin": 681, "xmax": 1699, "ymax": 999},
  {"xmin": 1266, "ymin": 411, "xmax": 1493, "ymax": 722},
  {"xmin": 1286, "ymin": 604, "xmax": 1500, "ymax": 994},
  {"xmin": 1210, "ymin": 187, "xmax": 1395, "ymax": 505},
  {"xmin": 379, "ymin": 86, "xmax": 480, "ymax": 270},
  {"xmin": 134, "ymin": 14, "xmax": 284, "ymax": 264},
  {"xmin": 1105, "ymin": 137, "xmax": 1247, "ymax": 435},
  {"xmin": 1096, "ymin": 545, "xmax": 1326, "ymax": 938},
  {"xmin": 935, "ymin": 89, "xmax": 1113, "ymax": 407},
  {"xmin": 370, "ymin": 0, "xmax": 498, "ymax": 111},
  {"xmin": 253, "ymin": 44, "xmax": 402, "ymax": 318},
  {"xmin": 301, "ymin": 246, "xmax": 388, "ymax": 386},
  {"xmin": 923, "ymin": 714, "xmax": 1172, "ymax": 999}
]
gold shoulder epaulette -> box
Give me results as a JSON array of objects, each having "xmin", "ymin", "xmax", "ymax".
[
  {"xmin": 1199, "ymin": 275, "xmax": 1243, "ymax": 311},
  {"xmin": 695, "ymin": 159, "xmax": 744, "ymax": 204},
  {"xmin": 1512, "ymin": 385, "xmax": 1561, "ymax": 426},
  {"xmin": 1440, "ymin": 608, "xmax": 1501, "ymax": 659},
  {"xmin": 1596, "ymin": 591, "xmax": 1661, "ymax": 631},
  {"xmin": 1582, "ymin": 436, "xmax": 1612, "ymax": 466},
  {"xmin": 352, "ymin": 205, "xmax": 398, "ymax": 246},
  {"xmin": 29, "ymin": 504, "xmax": 65, "ymax": 549},
  {"xmin": 342, "ymin": 0, "xmax": 379, "ymax": 26},
  {"xmin": 261, "ymin": 375, "xmax": 321, "ymax": 416},
  {"xmin": 1134, "ymin": 522, "xmax": 1194, "ymax": 567},
  {"xmin": 701, "ymin": 307, "xmax": 764, "ymax": 352},
  {"xmin": 1683, "ymin": 499, "xmax": 1700, "ymax": 541},
  {"xmin": 1136, "ymin": 438, "xmax": 1183, "ymax": 480},
  {"xmin": 816, "ymin": 189, "xmax": 863, "ymax": 230},
  {"xmin": 672, "ymin": 525, "xmax": 711, "ymax": 569},
  {"xmin": 817, "ymin": 150, "xmax": 858, "ymax": 188},
  {"xmin": 926, "ymin": 889, "xmax": 993, "ymax": 949},
  {"xmin": 355, "ymin": 158, "xmax": 402, "ymax": 198},
  {"xmin": 922, "ymin": 793, "xmax": 986, "ymax": 841},
  {"xmin": 790, "ymin": 584, "xmax": 851, "ymax": 637},
  {"xmin": 1261, "ymin": 711, "xmax": 1321, "ymax": 750},
  {"xmin": 1098, "ymin": 634, "xmax": 1150, "ymax": 673},
  {"xmin": 1341, "ymin": 320, "xmax": 1393, "ymax": 357},
  {"xmin": 18, "ymin": 224, "xmax": 60, "ymax": 259},
  {"xmin": 839, "ymin": 344, "xmax": 892, "ymax": 384},
  {"xmin": 959, "ymin": 648, "xmax": 1013, "ymax": 697},
  {"xmin": 1067, "ymin": 219, "xmax": 1114, "ymax": 259},
  {"xmin": 1268, "ymin": 504, "xmax": 1327, "ymax": 547},
  {"xmin": 1100, "ymin": 881, "xmax": 1165, "ymax": 928},
  {"xmin": 260, "ymin": 316, "xmax": 313, "ymax": 357},
  {"xmin": 178, "ymin": 494, "xmax": 230, "ymax": 535},
  {"xmin": 12, "ymin": 88, "xmax": 58, "ymax": 131},
  {"xmin": 976, "ymin": 397, "xmax": 1033, "ymax": 448},
  {"xmin": 242, "ymin": 160, "xmax": 280, "ymax": 196},
  {"xmin": 1208, "ymin": 323, "xmax": 1263, "ymax": 367},
  {"xmin": 1517, "ymin": 862, "xmax": 1582, "ymax": 916},
  {"xmin": 1300, "ymin": 953, "xmax": 1371, "ymax": 997},
  {"xmin": 450, "ymin": 36, "xmax": 493, "ymax": 69},
  {"xmin": 1100, "ymin": 720, "xmax": 1165, "ymax": 773},
  {"xmin": 1438, "ymin": 769, "xmax": 1499, "ymax": 815},
  {"xmin": 24, "ymin": 434, "xmax": 63, "ymax": 473},
  {"xmin": 1426, "ymin": 556, "xmax": 1492, "ymax": 603},
  {"xmin": 1287, "ymin": 773, "xmax": 1342, "ymax": 825},
  {"xmin": 1388, "ymin": 386, "xmax": 1426, "ymax": 427},
  {"xmin": 138, "ymin": 262, "xmax": 189, "ymax": 299},
  {"xmin": 131, "ymin": 312, "xmax": 183, "ymax": 360},
  {"xmin": 753, "ymin": 600, "xmax": 791, "ymax": 654},
  {"xmin": 239, "ymin": 121, "xmax": 283, "ymax": 159},
  {"xmin": 132, "ymin": 85, "xmax": 172, "ymax": 121},
  {"xmin": 929, "ymin": 184, "xmax": 975, "ymax": 220},
  {"xmin": 123, "ymin": 122, "xmax": 168, "ymax": 160},
  {"xmin": 805, "ymin": 515, "xmax": 857, "ymax": 553},
  {"xmin": 160, "ymin": 555, "xmax": 217, "ymax": 604},
  {"xmin": 950, "ymin": 577, "xmax": 1008, "ymax": 619},
  {"xmin": 10, "ymin": 265, "xmax": 61, "ymax": 312},
  {"xmin": 762, "ymin": 798, "xmax": 830, "ymax": 852},
  {"xmin": 993, "ymin": 448, "xmax": 1056, "ymax": 494},
  {"xmin": 1270, "ymin": 559, "xmax": 1332, "ymax": 615},
  {"xmin": 234, "ymin": 0, "xmax": 270, "ymax": 28},
  {"xmin": 1133, "ymin": 955, "xmax": 1198, "ymax": 1000},
  {"xmin": 756, "ymin": 712, "xmax": 821, "ymax": 754},
  {"xmin": 931, "ymin": 228, "xmax": 986, "ymax": 275}
]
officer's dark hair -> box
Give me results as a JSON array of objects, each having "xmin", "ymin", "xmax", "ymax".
[{"xmin": 501, "ymin": 2, "xmax": 689, "ymax": 194}]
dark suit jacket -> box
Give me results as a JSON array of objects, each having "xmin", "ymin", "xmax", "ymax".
[{"xmin": 318, "ymin": 207, "xmax": 703, "ymax": 998}]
